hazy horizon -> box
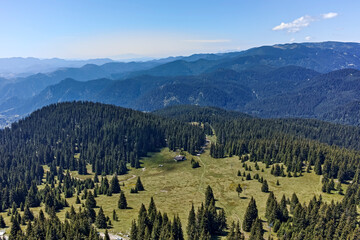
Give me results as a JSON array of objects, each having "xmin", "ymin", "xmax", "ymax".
[{"xmin": 1, "ymin": 40, "xmax": 359, "ymax": 62}]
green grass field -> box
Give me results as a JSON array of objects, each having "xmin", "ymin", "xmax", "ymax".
[{"xmin": 0, "ymin": 142, "xmax": 346, "ymax": 239}]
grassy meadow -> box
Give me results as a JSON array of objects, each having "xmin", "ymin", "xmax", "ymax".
[{"xmin": 0, "ymin": 141, "xmax": 346, "ymax": 239}]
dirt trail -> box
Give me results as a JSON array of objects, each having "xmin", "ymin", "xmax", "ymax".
[
  {"xmin": 119, "ymin": 174, "xmax": 136, "ymax": 183},
  {"xmin": 197, "ymin": 138, "xmax": 211, "ymax": 193}
]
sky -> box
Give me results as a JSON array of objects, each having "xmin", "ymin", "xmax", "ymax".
[{"xmin": 0, "ymin": 0, "xmax": 359, "ymax": 59}]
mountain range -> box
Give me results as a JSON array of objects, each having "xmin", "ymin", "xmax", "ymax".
[
  {"xmin": 1, "ymin": 41, "xmax": 360, "ymax": 127},
  {"xmin": 0, "ymin": 57, "xmax": 115, "ymax": 78}
]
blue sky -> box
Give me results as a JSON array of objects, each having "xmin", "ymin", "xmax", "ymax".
[{"xmin": 0, "ymin": 0, "xmax": 359, "ymax": 59}]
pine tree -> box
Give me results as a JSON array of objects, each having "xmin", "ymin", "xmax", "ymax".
[
  {"xmin": 322, "ymin": 182, "xmax": 328, "ymax": 193},
  {"xmin": 100, "ymin": 177, "xmax": 110, "ymax": 195},
  {"xmin": 26, "ymin": 182, "xmax": 40, "ymax": 207},
  {"xmin": 329, "ymin": 178, "xmax": 335, "ymax": 191},
  {"xmin": 148, "ymin": 197, "xmax": 157, "ymax": 223},
  {"xmin": 246, "ymin": 173, "xmax": 252, "ymax": 180},
  {"xmin": 218, "ymin": 208, "xmax": 227, "ymax": 232},
  {"xmin": 314, "ymin": 158, "xmax": 322, "ymax": 175},
  {"xmin": 261, "ymin": 180, "xmax": 269, "ymax": 193},
  {"xmin": 9, "ymin": 217, "xmax": 22, "ymax": 240},
  {"xmin": 137, "ymin": 204, "xmax": 148, "ymax": 239},
  {"xmin": 242, "ymin": 197, "xmax": 258, "ymax": 232},
  {"xmin": 112, "ymin": 210, "xmax": 118, "ymax": 221},
  {"xmin": 290, "ymin": 193, "xmax": 299, "ymax": 214},
  {"xmin": 292, "ymin": 203, "xmax": 305, "ymax": 229},
  {"xmin": 249, "ymin": 218, "xmax": 264, "ymax": 240},
  {"xmin": 95, "ymin": 207, "xmax": 107, "ymax": 229},
  {"xmin": 205, "ymin": 185, "xmax": 215, "ymax": 207},
  {"xmin": 135, "ymin": 177, "xmax": 144, "ymax": 191},
  {"xmin": 23, "ymin": 204, "xmax": 34, "ymax": 221},
  {"xmin": 227, "ymin": 221, "xmax": 243, "ymax": 240},
  {"xmin": 151, "ymin": 217, "xmax": 162, "ymax": 240},
  {"xmin": 172, "ymin": 215, "xmax": 184, "ymax": 240},
  {"xmin": 94, "ymin": 173, "xmax": 99, "ymax": 183},
  {"xmin": 110, "ymin": 174, "xmax": 121, "ymax": 194},
  {"xmin": 236, "ymin": 184, "xmax": 243, "ymax": 198},
  {"xmin": 39, "ymin": 209, "xmax": 45, "ymax": 222},
  {"xmin": 265, "ymin": 192, "xmax": 276, "ymax": 222},
  {"xmin": 86, "ymin": 205, "xmax": 96, "ymax": 223},
  {"xmin": 144, "ymin": 226, "xmax": 151, "ymax": 240},
  {"xmin": 130, "ymin": 220, "xmax": 138, "ymax": 240},
  {"xmin": 280, "ymin": 195, "xmax": 289, "ymax": 221},
  {"xmin": 199, "ymin": 227, "xmax": 211, "ymax": 240},
  {"xmin": 187, "ymin": 204, "xmax": 196, "ymax": 240},
  {"xmin": 118, "ymin": 191, "xmax": 128, "ymax": 209},
  {"xmin": 85, "ymin": 191, "xmax": 97, "ymax": 208}
]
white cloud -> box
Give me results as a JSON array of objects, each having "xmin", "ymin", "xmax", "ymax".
[
  {"xmin": 305, "ymin": 36, "xmax": 311, "ymax": 41},
  {"xmin": 273, "ymin": 12, "xmax": 339, "ymax": 33},
  {"xmin": 272, "ymin": 15, "xmax": 314, "ymax": 33},
  {"xmin": 184, "ymin": 39, "xmax": 231, "ymax": 43},
  {"xmin": 290, "ymin": 38, "xmax": 296, "ymax": 42},
  {"xmin": 322, "ymin": 12, "xmax": 338, "ymax": 19}
]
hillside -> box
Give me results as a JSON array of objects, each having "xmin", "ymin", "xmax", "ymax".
[
  {"xmin": 1, "ymin": 103, "xmax": 360, "ymax": 239},
  {"xmin": 1, "ymin": 69, "xmax": 257, "ymax": 115},
  {"xmin": 4, "ymin": 65, "xmax": 360, "ymax": 128},
  {"xmin": 245, "ymin": 69, "xmax": 360, "ymax": 119},
  {"xmin": 323, "ymin": 101, "xmax": 360, "ymax": 126}
]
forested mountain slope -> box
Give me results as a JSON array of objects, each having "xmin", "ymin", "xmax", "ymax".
[
  {"xmin": 0, "ymin": 101, "xmax": 204, "ymax": 212},
  {"xmin": 4, "ymin": 66, "xmax": 360, "ymax": 127},
  {"xmin": 154, "ymin": 105, "xmax": 360, "ymax": 151},
  {"xmin": 245, "ymin": 69, "xmax": 360, "ymax": 119},
  {"xmin": 2, "ymin": 41, "xmax": 360, "ymax": 128}
]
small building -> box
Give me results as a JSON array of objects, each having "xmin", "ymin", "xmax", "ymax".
[
  {"xmin": 0, "ymin": 230, "xmax": 5, "ymax": 236},
  {"xmin": 174, "ymin": 155, "xmax": 186, "ymax": 162}
]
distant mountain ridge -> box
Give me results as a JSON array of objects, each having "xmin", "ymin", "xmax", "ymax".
[
  {"xmin": 1, "ymin": 41, "xmax": 360, "ymax": 127},
  {"xmin": 4, "ymin": 66, "xmax": 358, "ymax": 123},
  {"xmin": 0, "ymin": 57, "xmax": 114, "ymax": 78}
]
